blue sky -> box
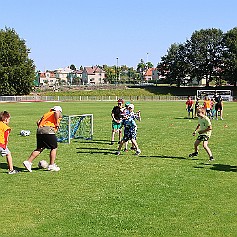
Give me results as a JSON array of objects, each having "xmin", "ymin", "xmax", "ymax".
[{"xmin": 1, "ymin": 0, "xmax": 237, "ymax": 71}]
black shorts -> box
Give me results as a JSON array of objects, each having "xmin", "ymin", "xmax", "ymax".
[
  {"xmin": 215, "ymin": 103, "xmax": 222, "ymax": 111},
  {"xmin": 36, "ymin": 134, "xmax": 58, "ymax": 149}
]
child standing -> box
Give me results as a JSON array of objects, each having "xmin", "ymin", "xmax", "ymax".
[
  {"xmin": 189, "ymin": 107, "xmax": 214, "ymax": 161},
  {"xmin": 0, "ymin": 111, "xmax": 18, "ymax": 174},
  {"xmin": 185, "ymin": 96, "xmax": 194, "ymax": 119},
  {"xmin": 115, "ymin": 104, "xmax": 141, "ymax": 155}
]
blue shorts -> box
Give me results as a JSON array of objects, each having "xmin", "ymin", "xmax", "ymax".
[{"xmin": 122, "ymin": 127, "xmax": 137, "ymax": 142}]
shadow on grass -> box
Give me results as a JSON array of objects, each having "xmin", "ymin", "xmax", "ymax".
[
  {"xmin": 194, "ymin": 163, "xmax": 237, "ymax": 172},
  {"xmin": 175, "ymin": 117, "xmax": 197, "ymax": 120},
  {"xmin": 0, "ymin": 162, "xmax": 26, "ymax": 173},
  {"xmin": 139, "ymin": 155, "xmax": 187, "ymax": 160},
  {"xmin": 73, "ymin": 139, "xmax": 113, "ymax": 145},
  {"xmin": 76, "ymin": 147, "xmax": 116, "ymax": 155}
]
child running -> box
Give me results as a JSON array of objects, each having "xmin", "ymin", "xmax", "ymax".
[
  {"xmin": 189, "ymin": 107, "xmax": 214, "ymax": 161},
  {"xmin": 115, "ymin": 104, "xmax": 141, "ymax": 155}
]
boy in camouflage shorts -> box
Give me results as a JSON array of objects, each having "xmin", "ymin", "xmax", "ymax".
[{"xmin": 189, "ymin": 107, "xmax": 214, "ymax": 161}]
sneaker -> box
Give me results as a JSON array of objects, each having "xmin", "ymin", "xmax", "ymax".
[
  {"xmin": 124, "ymin": 148, "xmax": 128, "ymax": 152},
  {"xmin": 135, "ymin": 149, "xmax": 141, "ymax": 155},
  {"xmin": 209, "ymin": 156, "xmax": 215, "ymax": 161},
  {"xmin": 110, "ymin": 141, "xmax": 115, "ymax": 145},
  {"xmin": 189, "ymin": 152, "xmax": 198, "ymax": 157},
  {"xmin": 8, "ymin": 169, "xmax": 19, "ymax": 174},
  {"xmin": 23, "ymin": 161, "xmax": 32, "ymax": 172},
  {"xmin": 48, "ymin": 164, "xmax": 60, "ymax": 171},
  {"xmin": 115, "ymin": 151, "xmax": 121, "ymax": 155}
]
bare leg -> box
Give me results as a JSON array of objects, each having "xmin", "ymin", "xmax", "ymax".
[
  {"xmin": 203, "ymin": 141, "xmax": 212, "ymax": 158},
  {"xmin": 28, "ymin": 148, "xmax": 43, "ymax": 163},
  {"xmin": 131, "ymin": 139, "xmax": 139, "ymax": 150},
  {"xmin": 6, "ymin": 152, "xmax": 13, "ymax": 171},
  {"xmin": 194, "ymin": 140, "xmax": 201, "ymax": 153},
  {"xmin": 49, "ymin": 148, "xmax": 57, "ymax": 165}
]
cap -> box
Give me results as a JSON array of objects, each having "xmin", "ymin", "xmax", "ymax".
[
  {"xmin": 52, "ymin": 106, "xmax": 62, "ymax": 113},
  {"xmin": 128, "ymin": 104, "xmax": 134, "ymax": 110},
  {"xmin": 125, "ymin": 101, "xmax": 131, "ymax": 106},
  {"xmin": 117, "ymin": 98, "xmax": 124, "ymax": 104}
]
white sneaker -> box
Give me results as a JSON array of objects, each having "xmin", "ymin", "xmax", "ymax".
[
  {"xmin": 48, "ymin": 164, "xmax": 60, "ymax": 171},
  {"xmin": 135, "ymin": 149, "xmax": 141, "ymax": 155},
  {"xmin": 23, "ymin": 161, "xmax": 32, "ymax": 172}
]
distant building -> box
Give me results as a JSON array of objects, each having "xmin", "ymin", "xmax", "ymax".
[
  {"xmin": 82, "ymin": 66, "xmax": 105, "ymax": 84},
  {"xmin": 38, "ymin": 71, "xmax": 57, "ymax": 86}
]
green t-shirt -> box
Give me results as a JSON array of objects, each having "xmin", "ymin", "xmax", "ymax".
[{"xmin": 198, "ymin": 116, "xmax": 212, "ymax": 137}]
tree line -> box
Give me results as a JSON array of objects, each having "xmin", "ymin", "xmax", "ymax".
[{"xmin": 1, "ymin": 27, "xmax": 237, "ymax": 95}]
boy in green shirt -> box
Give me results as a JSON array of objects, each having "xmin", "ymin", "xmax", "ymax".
[{"xmin": 189, "ymin": 107, "xmax": 214, "ymax": 161}]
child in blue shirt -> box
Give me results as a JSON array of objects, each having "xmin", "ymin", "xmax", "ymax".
[{"xmin": 115, "ymin": 104, "xmax": 141, "ymax": 155}]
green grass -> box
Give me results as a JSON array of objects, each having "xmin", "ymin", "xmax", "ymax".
[{"xmin": 0, "ymin": 101, "xmax": 236, "ymax": 237}]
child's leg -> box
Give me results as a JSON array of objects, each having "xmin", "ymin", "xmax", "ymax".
[
  {"xmin": 194, "ymin": 139, "xmax": 201, "ymax": 153},
  {"xmin": 111, "ymin": 129, "xmax": 115, "ymax": 142},
  {"xmin": 131, "ymin": 139, "xmax": 139, "ymax": 150},
  {"xmin": 117, "ymin": 140, "xmax": 125, "ymax": 151},
  {"xmin": 6, "ymin": 152, "xmax": 14, "ymax": 171},
  {"xmin": 203, "ymin": 141, "xmax": 213, "ymax": 158},
  {"xmin": 118, "ymin": 129, "xmax": 122, "ymax": 142}
]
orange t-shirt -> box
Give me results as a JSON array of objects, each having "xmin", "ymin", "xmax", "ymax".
[
  {"xmin": 38, "ymin": 111, "xmax": 61, "ymax": 128},
  {"xmin": 203, "ymin": 100, "xmax": 211, "ymax": 109},
  {"xmin": 0, "ymin": 122, "xmax": 11, "ymax": 149}
]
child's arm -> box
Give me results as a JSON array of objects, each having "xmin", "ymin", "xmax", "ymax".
[
  {"xmin": 193, "ymin": 124, "xmax": 200, "ymax": 136},
  {"xmin": 136, "ymin": 110, "xmax": 141, "ymax": 121},
  {"xmin": 4, "ymin": 129, "xmax": 10, "ymax": 148}
]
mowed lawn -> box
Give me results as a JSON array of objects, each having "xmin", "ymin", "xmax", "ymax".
[{"xmin": 0, "ymin": 101, "xmax": 236, "ymax": 237}]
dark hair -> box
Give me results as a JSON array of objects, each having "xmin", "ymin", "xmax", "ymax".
[{"xmin": 0, "ymin": 111, "xmax": 10, "ymax": 121}]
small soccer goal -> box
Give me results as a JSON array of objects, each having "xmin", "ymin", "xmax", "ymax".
[
  {"xmin": 197, "ymin": 89, "xmax": 233, "ymax": 101},
  {"xmin": 57, "ymin": 114, "xmax": 93, "ymax": 143}
]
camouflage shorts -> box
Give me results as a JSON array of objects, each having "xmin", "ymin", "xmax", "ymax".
[{"xmin": 197, "ymin": 135, "xmax": 209, "ymax": 141}]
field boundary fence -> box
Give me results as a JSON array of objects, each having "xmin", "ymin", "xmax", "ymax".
[{"xmin": 0, "ymin": 95, "xmax": 236, "ymax": 102}]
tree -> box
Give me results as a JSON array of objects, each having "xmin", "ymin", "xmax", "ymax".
[
  {"xmin": 160, "ymin": 43, "xmax": 190, "ymax": 86},
  {"xmin": 0, "ymin": 27, "xmax": 35, "ymax": 95},
  {"xmin": 222, "ymin": 27, "xmax": 237, "ymax": 86},
  {"xmin": 70, "ymin": 64, "xmax": 76, "ymax": 71},
  {"xmin": 187, "ymin": 28, "xmax": 224, "ymax": 86}
]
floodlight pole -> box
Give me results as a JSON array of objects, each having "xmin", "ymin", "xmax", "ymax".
[{"xmin": 116, "ymin": 57, "xmax": 119, "ymax": 85}]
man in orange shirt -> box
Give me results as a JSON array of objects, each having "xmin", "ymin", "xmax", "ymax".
[{"xmin": 23, "ymin": 106, "xmax": 62, "ymax": 172}]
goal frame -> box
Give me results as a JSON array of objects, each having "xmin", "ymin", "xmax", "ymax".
[
  {"xmin": 196, "ymin": 89, "xmax": 233, "ymax": 101},
  {"xmin": 57, "ymin": 114, "xmax": 93, "ymax": 144}
]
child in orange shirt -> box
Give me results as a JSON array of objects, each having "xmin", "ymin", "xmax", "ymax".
[{"xmin": 0, "ymin": 111, "xmax": 18, "ymax": 174}]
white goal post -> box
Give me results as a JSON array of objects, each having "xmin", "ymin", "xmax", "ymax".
[
  {"xmin": 197, "ymin": 89, "xmax": 233, "ymax": 101},
  {"xmin": 57, "ymin": 114, "xmax": 93, "ymax": 143}
]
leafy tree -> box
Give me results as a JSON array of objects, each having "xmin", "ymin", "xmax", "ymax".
[
  {"xmin": 70, "ymin": 64, "xmax": 76, "ymax": 70},
  {"xmin": 160, "ymin": 43, "xmax": 190, "ymax": 86},
  {"xmin": 0, "ymin": 27, "xmax": 35, "ymax": 95},
  {"xmin": 187, "ymin": 28, "xmax": 224, "ymax": 86},
  {"xmin": 222, "ymin": 27, "xmax": 237, "ymax": 86}
]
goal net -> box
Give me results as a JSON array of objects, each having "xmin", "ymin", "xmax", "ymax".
[
  {"xmin": 57, "ymin": 114, "xmax": 93, "ymax": 143},
  {"xmin": 197, "ymin": 89, "xmax": 233, "ymax": 101}
]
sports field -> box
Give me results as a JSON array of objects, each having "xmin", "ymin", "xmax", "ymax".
[{"xmin": 0, "ymin": 101, "xmax": 236, "ymax": 237}]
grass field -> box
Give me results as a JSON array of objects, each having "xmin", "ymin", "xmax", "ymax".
[{"xmin": 0, "ymin": 101, "xmax": 236, "ymax": 237}]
